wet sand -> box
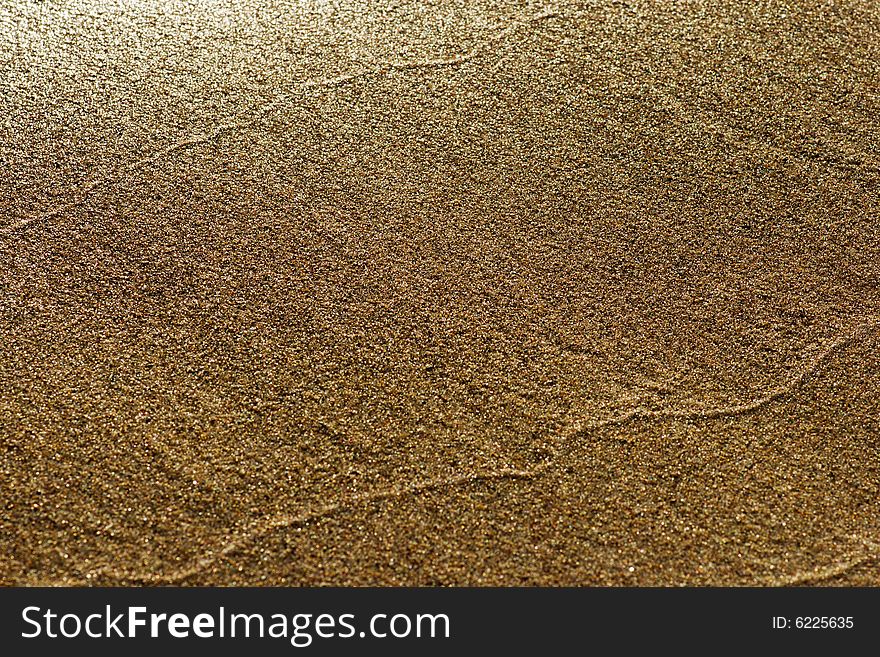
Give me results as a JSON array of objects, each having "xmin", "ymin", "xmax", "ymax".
[{"xmin": 1, "ymin": 0, "xmax": 879, "ymax": 585}]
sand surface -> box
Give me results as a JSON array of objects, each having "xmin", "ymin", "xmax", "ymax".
[{"xmin": 1, "ymin": 0, "xmax": 879, "ymax": 585}]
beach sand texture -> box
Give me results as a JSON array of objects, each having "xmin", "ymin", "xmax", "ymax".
[{"xmin": 1, "ymin": 0, "xmax": 878, "ymax": 585}]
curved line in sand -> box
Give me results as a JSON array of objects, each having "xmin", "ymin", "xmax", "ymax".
[
  {"xmin": 566, "ymin": 318, "xmax": 880, "ymax": 437},
  {"xmin": 0, "ymin": 7, "xmax": 561, "ymax": 238},
  {"xmin": 74, "ymin": 318, "xmax": 880, "ymax": 585},
  {"xmin": 86, "ymin": 465, "xmax": 546, "ymax": 585},
  {"xmin": 765, "ymin": 535, "xmax": 880, "ymax": 586}
]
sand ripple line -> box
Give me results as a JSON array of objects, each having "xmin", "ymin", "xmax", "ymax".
[
  {"xmin": 39, "ymin": 319, "xmax": 878, "ymax": 585},
  {"xmin": 0, "ymin": 6, "xmax": 560, "ymax": 238},
  {"xmin": 567, "ymin": 318, "xmax": 880, "ymax": 437},
  {"xmin": 766, "ymin": 534, "xmax": 880, "ymax": 586},
  {"xmin": 85, "ymin": 465, "xmax": 547, "ymax": 585}
]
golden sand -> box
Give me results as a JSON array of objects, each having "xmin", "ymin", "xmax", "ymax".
[{"xmin": 1, "ymin": 0, "xmax": 878, "ymax": 585}]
